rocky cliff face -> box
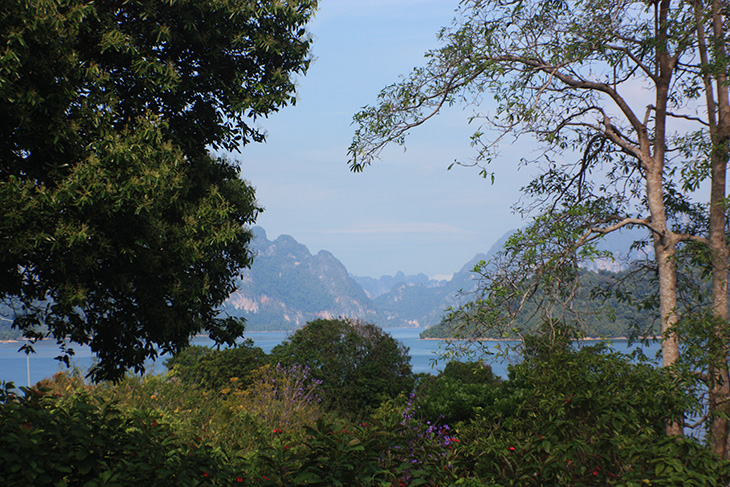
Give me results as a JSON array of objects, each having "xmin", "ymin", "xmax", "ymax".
[
  {"xmin": 223, "ymin": 226, "xmax": 648, "ymax": 331},
  {"xmin": 224, "ymin": 227, "xmax": 383, "ymax": 330},
  {"xmin": 225, "ymin": 227, "xmax": 518, "ymax": 330}
]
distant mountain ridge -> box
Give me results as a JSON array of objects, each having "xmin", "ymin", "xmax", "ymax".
[
  {"xmin": 222, "ymin": 226, "xmax": 652, "ymax": 331},
  {"xmin": 0, "ymin": 226, "xmax": 657, "ymax": 338},
  {"xmin": 224, "ymin": 227, "xmax": 382, "ymax": 330},
  {"xmin": 351, "ymin": 272, "xmax": 447, "ymax": 300},
  {"xmin": 225, "ymin": 227, "xmax": 513, "ymax": 331}
]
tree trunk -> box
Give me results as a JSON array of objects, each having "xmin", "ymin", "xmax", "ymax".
[
  {"xmin": 693, "ymin": 0, "xmax": 730, "ymax": 457},
  {"xmin": 650, "ymin": 2, "xmax": 682, "ymax": 435},
  {"xmin": 708, "ymin": 82, "xmax": 729, "ymax": 456}
]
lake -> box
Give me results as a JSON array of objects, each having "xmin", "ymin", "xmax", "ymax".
[{"xmin": 0, "ymin": 328, "xmax": 661, "ymax": 387}]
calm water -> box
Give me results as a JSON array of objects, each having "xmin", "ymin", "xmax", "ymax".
[{"xmin": 0, "ymin": 328, "xmax": 660, "ymax": 387}]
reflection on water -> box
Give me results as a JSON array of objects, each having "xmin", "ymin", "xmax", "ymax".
[{"xmin": 0, "ymin": 328, "xmax": 659, "ymax": 387}]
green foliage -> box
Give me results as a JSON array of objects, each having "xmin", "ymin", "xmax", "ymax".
[
  {"xmin": 258, "ymin": 418, "xmax": 392, "ymax": 487},
  {"xmin": 165, "ymin": 341, "xmax": 268, "ymax": 391},
  {"xmin": 0, "ymin": 382, "xmax": 240, "ymax": 486},
  {"xmin": 370, "ymin": 395, "xmax": 470, "ymax": 486},
  {"xmin": 0, "ymin": 0, "xmax": 318, "ymax": 381},
  {"xmin": 424, "ymin": 267, "xmax": 659, "ymax": 343},
  {"xmin": 43, "ymin": 372, "xmax": 252, "ymax": 458},
  {"xmin": 257, "ymin": 404, "xmax": 470, "ymax": 487},
  {"xmin": 41, "ymin": 363, "xmax": 326, "ymax": 470},
  {"xmin": 414, "ymin": 361, "xmax": 501, "ymax": 425},
  {"xmin": 270, "ymin": 319, "xmax": 413, "ymax": 416},
  {"xmin": 457, "ymin": 343, "xmax": 730, "ymax": 485},
  {"xmin": 444, "ymin": 211, "xmax": 660, "ymax": 344},
  {"xmin": 4, "ymin": 340, "xmax": 730, "ymax": 486},
  {"xmin": 232, "ymin": 362, "xmax": 325, "ymax": 436}
]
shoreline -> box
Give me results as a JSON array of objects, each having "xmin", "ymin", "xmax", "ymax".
[
  {"xmin": 419, "ymin": 336, "xmax": 660, "ymax": 342},
  {"xmin": 3, "ymin": 333, "xmax": 662, "ymax": 345}
]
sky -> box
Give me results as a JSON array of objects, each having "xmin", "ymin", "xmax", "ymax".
[{"xmin": 235, "ymin": 1, "xmax": 537, "ymax": 280}]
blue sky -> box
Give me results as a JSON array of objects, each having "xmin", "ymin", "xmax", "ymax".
[{"xmin": 237, "ymin": 1, "xmax": 536, "ymax": 280}]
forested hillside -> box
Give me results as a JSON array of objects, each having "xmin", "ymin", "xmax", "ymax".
[{"xmin": 421, "ymin": 268, "xmax": 659, "ymax": 339}]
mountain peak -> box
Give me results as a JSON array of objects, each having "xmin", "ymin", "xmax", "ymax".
[
  {"xmin": 250, "ymin": 225, "xmax": 267, "ymax": 241},
  {"xmin": 231, "ymin": 226, "xmax": 651, "ymax": 332},
  {"xmin": 226, "ymin": 229, "xmax": 381, "ymax": 330}
]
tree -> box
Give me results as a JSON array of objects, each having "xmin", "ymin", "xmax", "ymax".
[
  {"xmin": 414, "ymin": 360, "xmax": 501, "ymax": 425},
  {"xmin": 269, "ymin": 318, "xmax": 413, "ymax": 415},
  {"xmin": 687, "ymin": 0, "xmax": 730, "ymax": 456},
  {"xmin": 0, "ymin": 0, "xmax": 318, "ymax": 381},
  {"xmin": 348, "ymin": 0, "xmax": 730, "ymax": 450}
]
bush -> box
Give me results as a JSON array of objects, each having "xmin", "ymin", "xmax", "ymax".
[
  {"xmin": 0, "ymin": 382, "xmax": 241, "ymax": 486},
  {"xmin": 269, "ymin": 318, "xmax": 413, "ymax": 416},
  {"xmin": 457, "ymin": 343, "xmax": 730, "ymax": 485},
  {"xmin": 415, "ymin": 361, "xmax": 501, "ymax": 425},
  {"xmin": 257, "ymin": 401, "xmax": 471, "ymax": 487},
  {"xmin": 165, "ymin": 339, "xmax": 268, "ymax": 391},
  {"xmin": 233, "ymin": 362, "xmax": 325, "ymax": 437}
]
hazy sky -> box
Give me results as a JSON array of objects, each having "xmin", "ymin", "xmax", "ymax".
[{"xmin": 236, "ymin": 1, "xmax": 537, "ymax": 280}]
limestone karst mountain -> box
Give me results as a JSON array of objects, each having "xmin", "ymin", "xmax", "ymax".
[
  {"xmin": 225, "ymin": 227, "xmax": 512, "ymax": 330},
  {"xmin": 224, "ymin": 227, "xmax": 383, "ymax": 330},
  {"xmin": 223, "ymin": 227, "xmax": 648, "ymax": 332}
]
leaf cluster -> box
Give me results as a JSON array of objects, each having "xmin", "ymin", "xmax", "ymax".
[
  {"xmin": 457, "ymin": 343, "xmax": 730, "ymax": 486},
  {"xmin": 0, "ymin": 382, "xmax": 237, "ymax": 486}
]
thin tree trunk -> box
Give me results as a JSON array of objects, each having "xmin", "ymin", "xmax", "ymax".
[
  {"xmin": 693, "ymin": 0, "xmax": 730, "ymax": 457},
  {"xmin": 651, "ymin": 0, "xmax": 682, "ymax": 435}
]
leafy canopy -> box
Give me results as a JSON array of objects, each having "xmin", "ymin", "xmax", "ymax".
[
  {"xmin": 270, "ymin": 318, "xmax": 414, "ymax": 416},
  {"xmin": 0, "ymin": 0, "xmax": 318, "ymax": 381}
]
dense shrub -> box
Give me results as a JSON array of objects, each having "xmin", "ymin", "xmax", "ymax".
[
  {"xmin": 256, "ymin": 397, "xmax": 472, "ymax": 487},
  {"xmin": 231, "ymin": 362, "xmax": 325, "ymax": 437},
  {"xmin": 91, "ymin": 364, "xmax": 324, "ymax": 462},
  {"xmin": 414, "ymin": 360, "xmax": 501, "ymax": 425},
  {"xmin": 6, "ymin": 334, "xmax": 730, "ymax": 486},
  {"xmin": 457, "ymin": 343, "xmax": 730, "ymax": 485},
  {"xmin": 0, "ymin": 382, "xmax": 240, "ymax": 487},
  {"xmin": 165, "ymin": 339, "xmax": 268, "ymax": 391},
  {"xmin": 270, "ymin": 318, "xmax": 413, "ymax": 416}
]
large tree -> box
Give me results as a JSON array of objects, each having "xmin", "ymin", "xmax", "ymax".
[
  {"xmin": 0, "ymin": 0, "xmax": 318, "ymax": 381},
  {"xmin": 349, "ymin": 0, "xmax": 730, "ymax": 452}
]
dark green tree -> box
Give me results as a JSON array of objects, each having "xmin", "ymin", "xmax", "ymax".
[
  {"xmin": 270, "ymin": 318, "xmax": 413, "ymax": 416},
  {"xmin": 414, "ymin": 360, "xmax": 501, "ymax": 425},
  {"xmin": 0, "ymin": 0, "xmax": 318, "ymax": 381}
]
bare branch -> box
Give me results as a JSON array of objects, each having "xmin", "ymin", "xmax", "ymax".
[
  {"xmin": 645, "ymin": 104, "xmax": 710, "ymax": 126},
  {"xmin": 577, "ymin": 217, "xmax": 662, "ymax": 248}
]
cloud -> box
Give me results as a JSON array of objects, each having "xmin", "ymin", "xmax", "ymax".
[{"xmin": 325, "ymin": 222, "xmax": 474, "ymax": 235}]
